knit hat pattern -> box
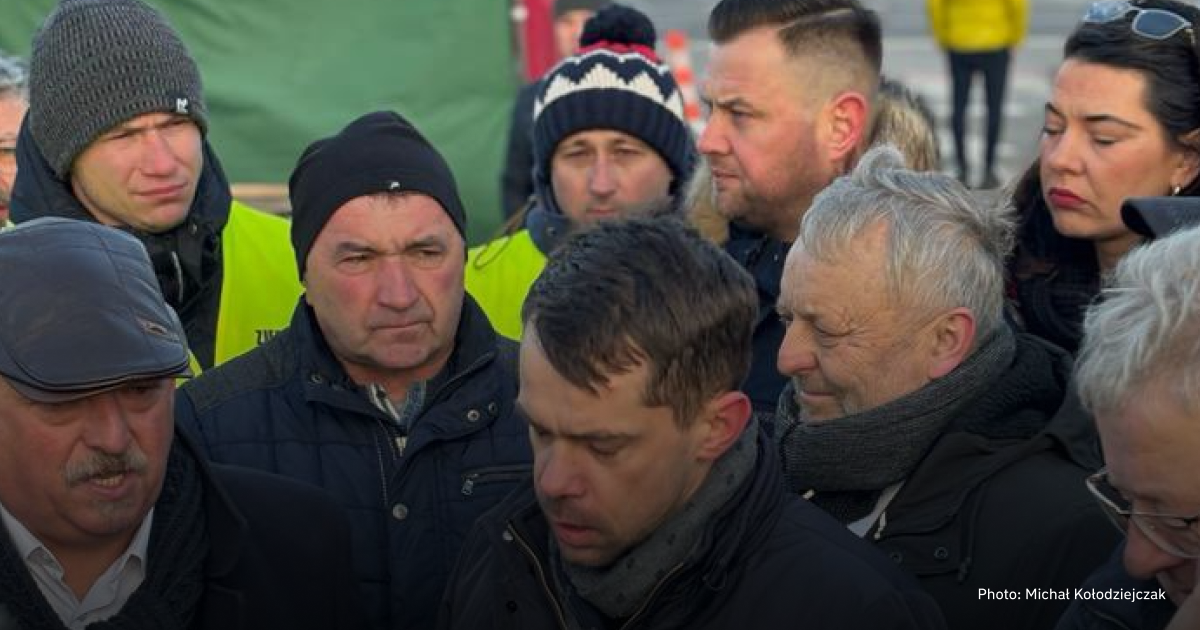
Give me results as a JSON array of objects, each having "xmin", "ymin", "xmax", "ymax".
[
  {"xmin": 533, "ymin": 4, "xmax": 695, "ymax": 206},
  {"xmin": 29, "ymin": 0, "xmax": 207, "ymax": 179},
  {"xmin": 288, "ymin": 110, "xmax": 466, "ymax": 276}
]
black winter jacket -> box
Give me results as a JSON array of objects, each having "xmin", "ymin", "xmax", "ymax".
[
  {"xmin": 724, "ymin": 224, "xmax": 791, "ymax": 416},
  {"xmin": 198, "ymin": 436, "xmax": 368, "ymax": 630},
  {"xmin": 438, "ymin": 431, "xmax": 948, "ymax": 630},
  {"xmin": 865, "ymin": 334, "xmax": 1120, "ymax": 630},
  {"xmin": 175, "ymin": 297, "xmax": 532, "ymax": 630}
]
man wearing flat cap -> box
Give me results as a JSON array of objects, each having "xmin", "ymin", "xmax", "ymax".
[
  {"xmin": 0, "ymin": 218, "xmax": 364, "ymax": 630},
  {"xmin": 175, "ymin": 111, "xmax": 531, "ymax": 630},
  {"xmin": 11, "ymin": 0, "xmax": 302, "ymax": 369}
]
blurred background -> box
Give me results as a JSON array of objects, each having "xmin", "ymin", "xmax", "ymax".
[{"xmin": 0, "ymin": 0, "xmax": 1089, "ymax": 244}]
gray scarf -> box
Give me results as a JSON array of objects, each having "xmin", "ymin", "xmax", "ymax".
[
  {"xmin": 776, "ymin": 326, "xmax": 1016, "ymax": 523},
  {"xmin": 555, "ymin": 417, "xmax": 760, "ymax": 621}
]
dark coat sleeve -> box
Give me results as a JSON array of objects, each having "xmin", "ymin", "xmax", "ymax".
[{"xmin": 200, "ymin": 465, "xmax": 369, "ymax": 630}]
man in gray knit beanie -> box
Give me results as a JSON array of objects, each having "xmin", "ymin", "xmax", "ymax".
[
  {"xmin": 10, "ymin": 0, "xmax": 302, "ymax": 371},
  {"xmin": 28, "ymin": 0, "xmax": 207, "ymax": 180}
]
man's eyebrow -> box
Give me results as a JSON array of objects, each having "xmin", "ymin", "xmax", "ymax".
[
  {"xmin": 707, "ymin": 95, "xmax": 751, "ymax": 111},
  {"xmin": 332, "ymin": 241, "xmax": 376, "ymax": 256}
]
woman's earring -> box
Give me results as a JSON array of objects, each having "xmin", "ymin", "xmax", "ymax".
[{"xmin": 1174, "ymin": 185, "xmax": 1183, "ymax": 196}]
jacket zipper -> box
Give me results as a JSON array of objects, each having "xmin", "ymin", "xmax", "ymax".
[
  {"xmin": 618, "ymin": 562, "xmax": 686, "ymax": 630},
  {"xmin": 508, "ymin": 523, "xmax": 569, "ymax": 630},
  {"xmin": 461, "ymin": 465, "xmax": 531, "ymax": 495}
]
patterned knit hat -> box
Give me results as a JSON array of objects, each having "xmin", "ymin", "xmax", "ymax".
[
  {"xmin": 28, "ymin": 0, "xmax": 207, "ymax": 179},
  {"xmin": 533, "ymin": 3, "xmax": 695, "ymax": 212}
]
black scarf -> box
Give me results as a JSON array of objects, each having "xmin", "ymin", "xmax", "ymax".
[
  {"xmin": 0, "ymin": 441, "xmax": 209, "ymax": 629},
  {"xmin": 775, "ymin": 327, "xmax": 1016, "ymax": 524}
]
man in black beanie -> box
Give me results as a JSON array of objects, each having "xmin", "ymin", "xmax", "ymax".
[
  {"xmin": 174, "ymin": 111, "xmax": 531, "ymax": 630},
  {"xmin": 10, "ymin": 0, "xmax": 302, "ymax": 370}
]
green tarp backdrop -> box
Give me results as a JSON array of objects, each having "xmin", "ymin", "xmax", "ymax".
[{"xmin": 0, "ymin": 0, "xmax": 517, "ymax": 244}]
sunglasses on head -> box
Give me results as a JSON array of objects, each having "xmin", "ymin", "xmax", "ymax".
[{"xmin": 1083, "ymin": 0, "xmax": 1196, "ymax": 45}]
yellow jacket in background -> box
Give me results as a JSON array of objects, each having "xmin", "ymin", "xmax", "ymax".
[
  {"xmin": 464, "ymin": 229, "xmax": 546, "ymax": 341},
  {"xmin": 212, "ymin": 200, "xmax": 304, "ymax": 365},
  {"xmin": 927, "ymin": 0, "xmax": 1028, "ymax": 51}
]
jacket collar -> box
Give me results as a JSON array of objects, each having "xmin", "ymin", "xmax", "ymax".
[{"xmin": 503, "ymin": 427, "xmax": 785, "ymax": 627}]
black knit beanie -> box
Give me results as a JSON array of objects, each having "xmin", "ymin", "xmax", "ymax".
[
  {"xmin": 288, "ymin": 111, "xmax": 466, "ymax": 277},
  {"xmin": 28, "ymin": 0, "xmax": 207, "ymax": 179},
  {"xmin": 533, "ymin": 4, "xmax": 695, "ymax": 215}
]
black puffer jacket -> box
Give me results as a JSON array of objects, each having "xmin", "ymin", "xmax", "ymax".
[
  {"xmin": 439, "ymin": 431, "xmax": 948, "ymax": 630},
  {"xmin": 175, "ymin": 296, "xmax": 532, "ymax": 630}
]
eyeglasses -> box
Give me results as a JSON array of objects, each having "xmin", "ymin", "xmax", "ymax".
[
  {"xmin": 1086, "ymin": 469, "xmax": 1200, "ymax": 559},
  {"xmin": 1083, "ymin": 1, "xmax": 1196, "ymax": 45}
]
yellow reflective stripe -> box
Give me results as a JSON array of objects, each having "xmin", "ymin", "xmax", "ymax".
[
  {"xmin": 464, "ymin": 230, "xmax": 546, "ymax": 340},
  {"xmin": 213, "ymin": 201, "xmax": 303, "ymax": 365}
]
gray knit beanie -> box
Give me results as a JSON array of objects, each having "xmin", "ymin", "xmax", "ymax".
[{"xmin": 29, "ymin": 0, "xmax": 207, "ymax": 179}]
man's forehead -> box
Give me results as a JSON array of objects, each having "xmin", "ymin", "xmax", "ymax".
[
  {"xmin": 327, "ymin": 193, "xmax": 454, "ymax": 229},
  {"xmin": 557, "ymin": 128, "xmax": 652, "ymax": 149}
]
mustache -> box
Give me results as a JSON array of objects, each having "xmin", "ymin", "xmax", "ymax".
[{"xmin": 65, "ymin": 451, "xmax": 148, "ymax": 486}]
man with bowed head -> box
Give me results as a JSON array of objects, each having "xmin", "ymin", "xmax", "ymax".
[
  {"xmin": 1057, "ymin": 217, "xmax": 1200, "ymax": 630},
  {"xmin": 441, "ymin": 217, "xmax": 946, "ymax": 629}
]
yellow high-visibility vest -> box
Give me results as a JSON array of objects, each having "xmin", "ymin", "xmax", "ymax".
[
  {"xmin": 464, "ymin": 229, "xmax": 546, "ymax": 340},
  {"xmin": 212, "ymin": 201, "xmax": 303, "ymax": 366}
]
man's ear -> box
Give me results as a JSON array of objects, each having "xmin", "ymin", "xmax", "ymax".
[
  {"xmin": 927, "ymin": 307, "xmax": 977, "ymax": 379},
  {"xmin": 826, "ymin": 90, "xmax": 870, "ymax": 166},
  {"xmin": 695, "ymin": 390, "xmax": 751, "ymax": 461}
]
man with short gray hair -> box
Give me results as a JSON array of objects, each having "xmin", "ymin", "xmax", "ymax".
[
  {"xmin": 0, "ymin": 51, "xmax": 27, "ymax": 224},
  {"xmin": 774, "ymin": 145, "xmax": 1116, "ymax": 630},
  {"xmin": 1056, "ymin": 223, "xmax": 1200, "ymax": 630}
]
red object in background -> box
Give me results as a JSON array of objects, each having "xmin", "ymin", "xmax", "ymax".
[{"xmin": 514, "ymin": 0, "xmax": 556, "ymax": 82}]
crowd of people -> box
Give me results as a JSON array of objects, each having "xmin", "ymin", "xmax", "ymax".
[{"xmin": 1, "ymin": 0, "xmax": 1199, "ymax": 629}]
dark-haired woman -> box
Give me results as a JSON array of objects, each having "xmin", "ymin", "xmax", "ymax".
[{"xmin": 1009, "ymin": 0, "xmax": 1200, "ymax": 354}]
